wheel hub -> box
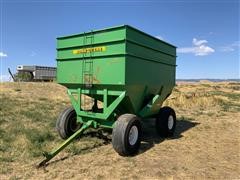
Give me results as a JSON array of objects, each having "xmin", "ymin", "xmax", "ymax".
[
  {"xmin": 128, "ymin": 126, "xmax": 138, "ymax": 145},
  {"xmin": 69, "ymin": 117, "xmax": 80, "ymax": 132},
  {"xmin": 168, "ymin": 115, "xmax": 174, "ymax": 130}
]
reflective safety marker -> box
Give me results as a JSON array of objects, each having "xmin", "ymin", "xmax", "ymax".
[{"xmin": 73, "ymin": 46, "xmax": 106, "ymax": 54}]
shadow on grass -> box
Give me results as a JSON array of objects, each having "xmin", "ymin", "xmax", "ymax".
[
  {"xmin": 37, "ymin": 119, "xmax": 199, "ymax": 168},
  {"xmin": 139, "ymin": 118, "xmax": 200, "ymax": 154},
  {"xmin": 37, "ymin": 130, "xmax": 112, "ymax": 168}
]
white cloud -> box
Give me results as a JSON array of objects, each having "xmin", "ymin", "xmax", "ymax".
[
  {"xmin": 220, "ymin": 46, "xmax": 235, "ymax": 52},
  {"xmin": 178, "ymin": 38, "xmax": 215, "ymax": 56},
  {"xmin": 192, "ymin": 38, "xmax": 208, "ymax": 46},
  {"xmin": 156, "ymin": 35, "xmax": 164, "ymax": 41},
  {"xmin": 177, "ymin": 47, "xmax": 195, "ymax": 54},
  {"xmin": 0, "ymin": 52, "xmax": 7, "ymax": 58},
  {"xmin": 195, "ymin": 45, "xmax": 215, "ymax": 56},
  {"xmin": 219, "ymin": 41, "xmax": 240, "ymax": 52}
]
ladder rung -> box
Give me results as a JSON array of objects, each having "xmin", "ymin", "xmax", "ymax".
[
  {"xmin": 86, "ymin": 36, "xmax": 93, "ymax": 39},
  {"xmin": 83, "ymin": 69, "xmax": 93, "ymax": 72}
]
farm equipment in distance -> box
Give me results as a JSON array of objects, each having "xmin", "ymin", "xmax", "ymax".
[{"xmin": 16, "ymin": 65, "xmax": 56, "ymax": 82}]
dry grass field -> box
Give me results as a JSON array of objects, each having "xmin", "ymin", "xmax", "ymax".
[{"xmin": 0, "ymin": 81, "xmax": 239, "ymax": 179}]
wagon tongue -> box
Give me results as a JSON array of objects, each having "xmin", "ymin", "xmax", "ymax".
[
  {"xmin": 36, "ymin": 121, "xmax": 93, "ymax": 168},
  {"xmin": 37, "ymin": 158, "xmax": 48, "ymax": 168}
]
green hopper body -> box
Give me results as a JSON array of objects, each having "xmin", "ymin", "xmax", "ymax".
[{"xmin": 56, "ymin": 25, "xmax": 176, "ymax": 128}]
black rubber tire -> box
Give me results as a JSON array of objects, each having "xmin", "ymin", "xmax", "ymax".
[
  {"xmin": 155, "ymin": 106, "xmax": 176, "ymax": 137},
  {"xmin": 112, "ymin": 114, "xmax": 142, "ymax": 156},
  {"xmin": 56, "ymin": 106, "xmax": 82, "ymax": 139}
]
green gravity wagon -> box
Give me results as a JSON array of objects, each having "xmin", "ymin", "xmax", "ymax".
[{"xmin": 39, "ymin": 25, "xmax": 177, "ymax": 166}]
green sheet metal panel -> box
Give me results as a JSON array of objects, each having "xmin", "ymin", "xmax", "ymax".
[
  {"xmin": 57, "ymin": 26, "xmax": 127, "ymax": 86},
  {"xmin": 126, "ymin": 26, "xmax": 176, "ymax": 57},
  {"xmin": 125, "ymin": 55, "xmax": 176, "ymax": 113},
  {"xmin": 124, "ymin": 26, "xmax": 176, "ymax": 114},
  {"xmin": 57, "ymin": 56, "xmax": 125, "ymax": 85},
  {"xmin": 57, "ymin": 42, "xmax": 125, "ymax": 60},
  {"xmin": 57, "ymin": 25, "xmax": 176, "ymax": 86},
  {"xmin": 57, "ymin": 26, "xmax": 126, "ymax": 49}
]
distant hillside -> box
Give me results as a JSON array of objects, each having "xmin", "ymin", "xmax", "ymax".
[{"xmin": 176, "ymin": 79, "xmax": 240, "ymax": 82}]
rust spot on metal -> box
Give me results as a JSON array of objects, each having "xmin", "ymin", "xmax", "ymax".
[
  {"xmin": 83, "ymin": 75, "xmax": 100, "ymax": 84},
  {"xmin": 69, "ymin": 74, "xmax": 78, "ymax": 83},
  {"xmin": 96, "ymin": 66, "xmax": 101, "ymax": 74},
  {"xmin": 93, "ymin": 76, "xmax": 100, "ymax": 84},
  {"xmin": 107, "ymin": 58, "xmax": 121, "ymax": 65}
]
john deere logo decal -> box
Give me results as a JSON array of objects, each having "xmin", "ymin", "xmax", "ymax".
[{"xmin": 73, "ymin": 46, "xmax": 106, "ymax": 54}]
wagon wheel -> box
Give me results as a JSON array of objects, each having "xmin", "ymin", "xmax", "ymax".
[
  {"xmin": 56, "ymin": 106, "xmax": 82, "ymax": 139},
  {"xmin": 112, "ymin": 114, "xmax": 142, "ymax": 156},
  {"xmin": 155, "ymin": 106, "xmax": 176, "ymax": 137}
]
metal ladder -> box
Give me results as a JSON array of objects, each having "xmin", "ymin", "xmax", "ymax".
[{"xmin": 82, "ymin": 31, "xmax": 94, "ymax": 110}]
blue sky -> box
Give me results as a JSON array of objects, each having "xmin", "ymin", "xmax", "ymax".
[{"xmin": 0, "ymin": 0, "xmax": 239, "ymax": 81}]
